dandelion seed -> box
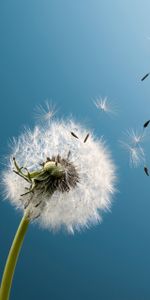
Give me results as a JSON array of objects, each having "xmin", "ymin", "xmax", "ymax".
[
  {"xmin": 34, "ymin": 101, "xmax": 56, "ymax": 123},
  {"xmin": 94, "ymin": 97, "xmax": 109, "ymax": 112},
  {"xmin": 141, "ymin": 73, "xmax": 150, "ymax": 81},
  {"xmin": 83, "ymin": 133, "xmax": 89, "ymax": 143},
  {"xmin": 144, "ymin": 166, "xmax": 149, "ymax": 176},
  {"xmin": 70, "ymin": 131, "xmax": 79, "ymax": 139},
  {"xmin": 143, "ymin": 120, "xmax": 150, "ymax": 128},
  {"xmin": 93, "ymin": 97, "xmax": 117, "ymax": 116},
  {"xmin": 120, "ymin": 141, "xmax": 145, "ymax": 167},
  {"xmin": 129, "ymin": 146, "xmax": 145, "ymax": 167},
  {"xmin": 123, "ymin": 128, "xmax": 145, "ymax": 147}
]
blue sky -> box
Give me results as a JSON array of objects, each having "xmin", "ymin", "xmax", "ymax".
[{"xmin": 1, "ymin": 1, "xmax": 150, "ymax": 299}]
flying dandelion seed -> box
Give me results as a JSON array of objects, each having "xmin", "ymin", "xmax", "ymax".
[
  {"xmin": 144, "ymin": 166, "xmax": 149, "ymax": 176},
  {"xmin": 143, "ymin": 120, "xmax": 150, "ymax": 129},
  {"xmin": 94, "ymin": 97, "xmax": 110, "ymax": 112},
  {"xmin": 120, "ymin": 141, "xmax": 145, "ymax": 167},
  {"xmin": 129, "ymin": 146, "xmax": 145, "ymax": 167},
  {"xmin": 141, "ymin": 73, "xmax": 150, "ymax": 81},
  {"xmin": 124, "ymin": 128, "xmax": 145, "ymax": 147},
  {"xmin": 93, "ymin": 97, "xmax": 117, "ymax": 116},
  {"xmin": 34, "ymin": 101, "xmax": 56, "ymax": 123}
]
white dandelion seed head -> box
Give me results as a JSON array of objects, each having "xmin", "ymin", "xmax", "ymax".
[{"xmin": 2, "ymin": 119, "xmax": 116, "ymax": 233}]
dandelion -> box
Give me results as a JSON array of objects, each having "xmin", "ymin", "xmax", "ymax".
[
  {"xmin": 3, "ymin": 120, "xmax": 116, "ymax": 231},
  {"xmin": 0, "ymin": 117, "xmax": 117, "ymax": 300},
  {"xmin": 93, "ymin": 96, "xmax": 117, "ymax": 116}
]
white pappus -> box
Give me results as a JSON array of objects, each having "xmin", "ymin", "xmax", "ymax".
[
  {"xmin": 93, "ymin": 97, "xmax": 117, "ymax": 116},
  {"xmin": 120, "ymin": 128, "xmax": 146, "ymax": 167}
]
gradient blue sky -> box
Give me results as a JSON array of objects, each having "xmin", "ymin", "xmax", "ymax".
[{"xmin": 1, "ymin": 1, "xmax": 150, "ymax": 299}]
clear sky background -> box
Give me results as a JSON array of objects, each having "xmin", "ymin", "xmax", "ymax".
[{"xmin": 1, "ymin": 1, "xmax": 150, "ymax": 299}]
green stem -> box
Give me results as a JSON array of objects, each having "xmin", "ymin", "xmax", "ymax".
[{"xmin": 0, "ymin": 213, "xmax": 30, "ymax": 300}]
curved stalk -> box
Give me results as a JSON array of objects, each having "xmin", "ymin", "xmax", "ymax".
[{"xmin": 0, "ymin": 213, "xmax": 30, "ymax": 300}]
